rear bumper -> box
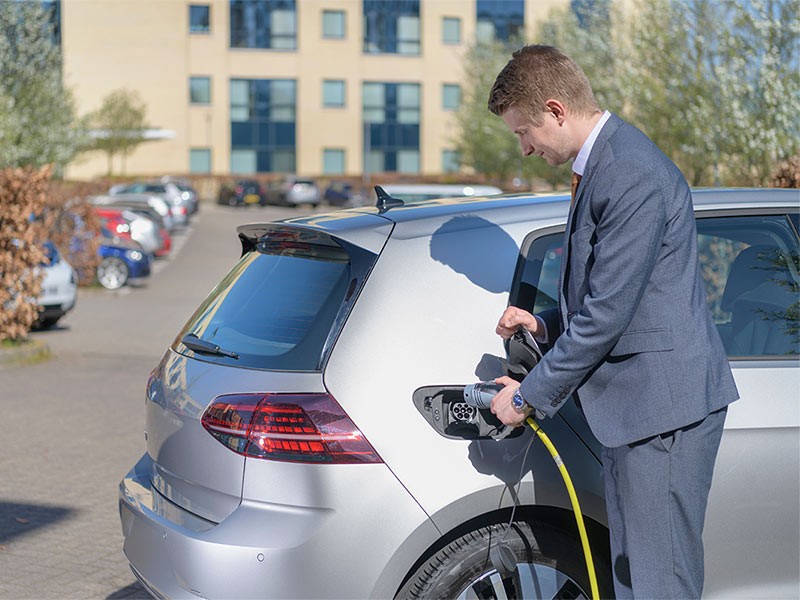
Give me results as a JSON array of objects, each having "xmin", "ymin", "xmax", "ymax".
[{"xmin": 119, "ymin": 453, "xmax": 432, "ymax": 599}]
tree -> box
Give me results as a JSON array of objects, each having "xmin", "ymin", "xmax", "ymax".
[
  {"xmin": 89, "ymin": 89, "xmax": 149, "ymax": 176},
  {"xmin": 454, "ymin": 0, "xmax": 800, "ymax": 188},
  {"xmin": 0, "ymin": 2, "xmax": 86, "ymax": 169}
]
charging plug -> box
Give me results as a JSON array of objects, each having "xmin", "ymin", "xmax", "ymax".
[{"xmin": 489, "ymin": 542, "xmax": 517, "ymax": 576}]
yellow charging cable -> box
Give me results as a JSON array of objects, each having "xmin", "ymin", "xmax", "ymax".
[{"xmin": 526, "ymin": 416, "xmax": 600, "ymax": 600}]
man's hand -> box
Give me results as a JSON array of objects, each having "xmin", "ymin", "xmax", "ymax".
[
  {"xmin": 496, "ymin": 306, "xmax": 539, "ymax": 340},
  {"xmin": 490, "ymin": 376, "xmax": 531, "ymax": 427}
]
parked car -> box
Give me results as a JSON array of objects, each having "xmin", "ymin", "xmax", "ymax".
[
  {"xmin": 264, "ymin": 176, "xmax": 320, "ymax": 207},
  {"xmin": 93, "ymin": 202, "xmax": 171, "ymax": 258},
  {"xmin": 96, "ymin": 233, "xmax": 152, "ymax": 290},
  {"xmin": 376, "ymin": 183, "xmax": 504, "ymax": 203},
  {"xmin": 92, "ymin": 206, "xmax": 162, "ymax": 257},
  {"xmin": 217, "ymin": 179, "xmax": 266, "ymax": 207},
  {"xmin": 92, "ymin": 193, "xmax": 176, "ymax": 232},
  {"xmin": 110, "ymin": 181, "xmax": 194, "ymax": 222},
  {"xmin": 119, "ymin": 189, "xmax": 799, "ymax": 599},
  {"xmin": 161, "ymin": 177, "xmax": 200, "ymax": 214},
  {"xmin": 323, "ymin": 181, "xmax": 367, "ymax": 208},
  {"xmin": 33, "ymin": 241, "xmax": 78, "ymax": 328}
]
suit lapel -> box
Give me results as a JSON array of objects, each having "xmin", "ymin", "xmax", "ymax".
[{"xmin": 558, "ymin": 114, "xmax": 623, "ymax": 326}]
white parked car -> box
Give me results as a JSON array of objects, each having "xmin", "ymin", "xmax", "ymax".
[{"xmin": 34, "ymin": 242, "xmax": 77, "ymax": 329}]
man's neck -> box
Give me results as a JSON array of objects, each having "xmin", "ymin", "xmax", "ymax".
[{"xmin": 572, "ymin": 111, "xmax": 604, "ymax": 155}]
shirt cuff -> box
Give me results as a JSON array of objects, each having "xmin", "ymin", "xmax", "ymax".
[{"xmin": 533, "ymin": 315, "xmax": 549, "ymax": 344}]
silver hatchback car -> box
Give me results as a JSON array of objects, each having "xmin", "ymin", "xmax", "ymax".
[{"xmin": 119, "ymin": 188, "xmax": 799, "ymax": 599}]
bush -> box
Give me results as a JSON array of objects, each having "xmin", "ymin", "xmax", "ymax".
[{"xmin": 0, "ymin": 167, "xmax": 50, "ymax": 341}]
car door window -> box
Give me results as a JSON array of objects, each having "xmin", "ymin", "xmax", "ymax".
[
  {"xmin": 509, "ymin": 231, "xmax": 563, "ymax": 316},
  {"xmin": 697, "ymin": 214, "xmax": 799, "ymax": 358},
  {"xmin": 511, "ymin": 213, "xmax": 799, "ymax": 359}
]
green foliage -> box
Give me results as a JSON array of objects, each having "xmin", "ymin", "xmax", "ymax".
[
  {"xmin": 453, "ymin": 0, "xmax": 800, "ymax": 187},
  {"xmin": 0, "ymin": 2, "xmax": 86, "ymax": 169},
  {"xmin": 89, "ymin": 89, "xmax": 149, "ymax": 176}
]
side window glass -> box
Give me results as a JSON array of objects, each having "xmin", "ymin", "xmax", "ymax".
[
  {"xmin": 697, "ymin": 215, "xmax": 799, "ymax": 358},
  {"xmin": 510, "ymin": 232, "xmax": 563, "ymax": 315}
]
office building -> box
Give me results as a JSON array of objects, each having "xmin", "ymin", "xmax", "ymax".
[{"xmin": 59, "ymin": 0, "xmax": 566, "ymax": 179}]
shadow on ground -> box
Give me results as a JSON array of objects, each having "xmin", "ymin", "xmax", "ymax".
[
  {"xmin": 0, "ymin": 500, "xmax": 74, "ymax": 543},
  {"xmin": 107, "ymin": 581, "xmax": 150, "ymax": 599}
]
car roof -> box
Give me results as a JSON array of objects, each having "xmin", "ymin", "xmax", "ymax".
[
  {"xmin": 380, "ymin": 183, "xmax": 504, "ymax": 196},
  {"xmin": 267, "ymin": 188, "xmax": 797, "ymax": 242}
]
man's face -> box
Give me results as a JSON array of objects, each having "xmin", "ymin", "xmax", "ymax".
[{"xmin": 502, "ymin": 105, "xmax": 572, "ymax": 167}]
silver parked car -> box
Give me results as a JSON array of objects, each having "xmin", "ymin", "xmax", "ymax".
[
  {"xmin": 264, "ymin": 176, "xmax": 320, "ymax": 207},
  {"xmin": 119, "ymin": 188, "xmax": 799, "ymax": 599}
]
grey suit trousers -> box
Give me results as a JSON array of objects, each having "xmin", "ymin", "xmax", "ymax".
[{"xmin": 602, "ymin": 407, "xmax": 727, "ymax": 599}]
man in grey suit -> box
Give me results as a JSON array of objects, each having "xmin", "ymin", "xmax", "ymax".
[{"xmin": 486, "ymin": 45, "xmax": 739, "ymax": 598}]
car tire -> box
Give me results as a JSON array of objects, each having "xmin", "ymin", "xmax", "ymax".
[
  {"xmin": 396, "ymin": 521, "xmax": 611, "ymax": 600},
  {"xmin": 97, "ymin": 257, "xmax": 129, "ymax": 290}
]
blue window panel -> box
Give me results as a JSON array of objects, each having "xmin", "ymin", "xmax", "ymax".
[
  {"xmin": 231, "ymin": 122, "xmax": 254, "ymax": 146},
  {"xmin": 399, "ymin": 124, "xmax": 419, "ymax": 147},
  {"xmin": 384, "ymin": 151, "xmax": 397, "ymax": 172},
  {"xmin": 363, "ymin": 0, "xmax": 419, "ymax": 54},
  {"xmin": 189, "ymin": 5, "xmax": 210, "ymax": 33},
  {"xmin": 256, "ymin": 151, "xmax": 271, "ymax": 173},
  {"xmin": 476, "ymin": 0, "xmax": 524, "ymax": 42},
  {"xmin": 230, "ymin": 0, "xmax": 296, "ymax": 50},
  {"xmin": 274, "ymin": 122, "xmax": 295, "ymax": 147}
]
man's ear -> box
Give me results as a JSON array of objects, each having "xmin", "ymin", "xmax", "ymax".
[{"xmin": 544, "ymin": 99, "xmax": 567, "ymax": 125}]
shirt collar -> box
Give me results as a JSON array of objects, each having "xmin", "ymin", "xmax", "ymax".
[{"xmin": 573, "ymin": 110, "xmax": 611, "ymax": 176}]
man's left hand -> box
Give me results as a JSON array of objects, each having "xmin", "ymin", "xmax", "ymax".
[{"xmin": 490, "ymin": 376, "xmax": 531, "ymax": 427}]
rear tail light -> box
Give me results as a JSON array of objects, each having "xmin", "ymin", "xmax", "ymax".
[{"xmin": 201, "ymin": 393, "xmax": 382, "ymax": 464}]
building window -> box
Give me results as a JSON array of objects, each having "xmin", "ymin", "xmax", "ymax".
[
  {"xmin": 442, "ymin": 150, "xmax": 460, "ymax": 173},
  {"xmin": 230, "ymin": 78, "xmax": 296, "ymax": 173},
  {"xmin": 322, "ymin": 9, "xmax": 345, "ymax": 38},
  {"xmin": 363, "ymin": 0, "xmax": 420, "ymax": 55},
  {"xmin": 442, "ymin": 84, "xmax": 461, "ymax": 110},
  {"xmin": 323, "ymin": 149, "xmax": 346, "ymax": 174},
  {"xmin": 190, "ymin": 76, "xmax": 211, "ymax": 104},
  {"xmin": 442, "ymin": 16, "xmax": 460, "ymax": 44},
  {"xmin": 230, "ymin": 0, "xmax": 297, "ymax": 50},
  {"xmin": 190, "ymin": 148, "xmax": 211, "ymax": 173},
  {"xmin": 476, "ymin": 0, "xmax": 524, "ymax": 43},
  {"xmin": 189, "ymin": 4, "xmax": 210, "ymax": 33},
  {"xmin": 322, "ymin": 80, "xmax": 346, "ymax": 107},
  {"xmin": 362, "ymin": 82, "xmax": 420, "ymax": 174}
]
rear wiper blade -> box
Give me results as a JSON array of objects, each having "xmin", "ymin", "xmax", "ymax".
[{"xmin": 181, "ymin": 333, "xmax": 239, "ymax": 359}]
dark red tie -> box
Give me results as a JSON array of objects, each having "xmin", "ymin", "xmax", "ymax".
[{"xmin": 571, "ymin": 172, "xmax": 582, "ymax": 204}]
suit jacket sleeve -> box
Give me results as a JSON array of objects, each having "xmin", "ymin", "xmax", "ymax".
[{"xmin": 521, "ymin": 159, "xmax": 668, "ymax": 416}]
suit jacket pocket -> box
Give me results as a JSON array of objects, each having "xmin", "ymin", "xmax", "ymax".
[{"xmin": 609, "ymin": 328, "xmax": 675, "ymax": 356}]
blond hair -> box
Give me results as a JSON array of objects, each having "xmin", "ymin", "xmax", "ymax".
[{"xmin": 488, "ymin": 45, "xmax": 600, "ymax": 125}]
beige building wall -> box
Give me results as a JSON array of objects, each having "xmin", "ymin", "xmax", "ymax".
[{"xmin": 62, "ymin": 0, "xmax": 567, "ymax": 180}]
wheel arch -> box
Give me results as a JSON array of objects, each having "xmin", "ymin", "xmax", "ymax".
[{"xmin": 391, "ymin": 504, "xmax": 610, "ymax": 598}]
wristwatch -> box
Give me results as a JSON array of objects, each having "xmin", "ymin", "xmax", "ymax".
[{"xmin": 512, "ymin": 388, "xmax": 529, "ymax": 413}]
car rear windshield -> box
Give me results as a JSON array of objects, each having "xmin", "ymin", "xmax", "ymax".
[{"xmin": 175, "ymin": 234, "xmax": 363, "ymax": 371}]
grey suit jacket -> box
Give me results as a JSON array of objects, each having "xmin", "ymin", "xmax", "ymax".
[{"xmin": 520, "ymin": 114, "xmax": 738, "ymax": 447}]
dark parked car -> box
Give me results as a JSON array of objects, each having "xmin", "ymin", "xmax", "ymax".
[
  {"xmin": 323, "ymin": 181, "xmax": 367, "ymax": 207},
  {"xmin": 119, "ymin": 189, "xmax": 798, "ymax": 599},
  {"xmin": 96, "ymin": 233, "xmax": 152, "ymax": 290},
  {"xmin": 217, "ymin": 179, "xmax": 266, "ymax": 207}
]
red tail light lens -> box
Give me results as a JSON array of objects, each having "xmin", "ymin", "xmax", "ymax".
[{"xmin": 201, "ymin": 393, "xmax": 382, "ymax": 464}]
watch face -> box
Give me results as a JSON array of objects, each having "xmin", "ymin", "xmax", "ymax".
[{"xmin": 512, "ymin": 391, "xmax": 525, "ymax": 409}]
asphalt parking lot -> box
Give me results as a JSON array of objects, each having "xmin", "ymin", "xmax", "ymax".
[{"xmin": 0, "ymin": 202, "xmax": 316, "ymax": 599}]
